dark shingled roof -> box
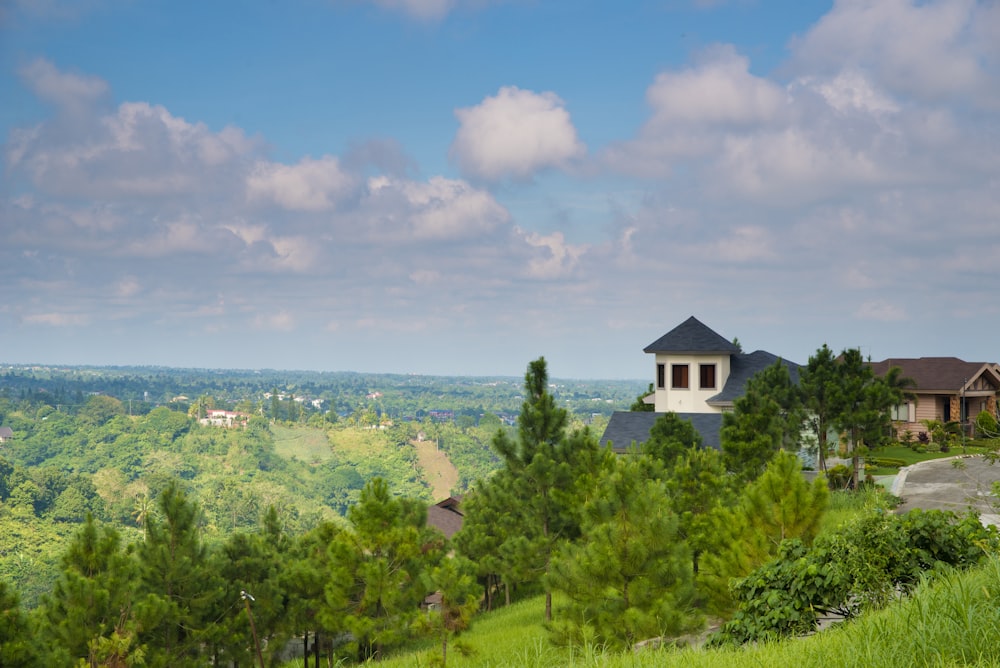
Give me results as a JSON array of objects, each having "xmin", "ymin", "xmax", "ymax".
[
  {"xmin": 644, "ymin": 316, "xmax": 740, "ymax": 355},
  {"xmin": 709, "ymin": 350, "xmax": 801, "ymax": 405},
  {"xmin": 869, "ymin": 358, "xmax": 999, "ymax": 393},
  {"xmin": 599, "ymin": 411, "xmax": 724, "ymax": 452},
  {"xmin": 426, "ymin": 497, "xmax": 463, "ymax": 538}
]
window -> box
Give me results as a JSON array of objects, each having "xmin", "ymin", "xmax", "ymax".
[
  {"xmin": 656, "ymin": 363, "xmax": 666, "ymax": 390},
  {"xmin": 671, "ymin": 364, "xmax": 689, "ymax": 389},
  {"xmin": 699, "ymin": 364, "xmax": 716, "ymax": 389},
  {"xmin": 890, "ymin": 403, "xmax": 910, "ymax": 421}
]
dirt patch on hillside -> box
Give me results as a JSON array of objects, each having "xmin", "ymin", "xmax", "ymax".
[{"xmin": 412, "ymin": 438, "xmax": 460, "ymax": 501}]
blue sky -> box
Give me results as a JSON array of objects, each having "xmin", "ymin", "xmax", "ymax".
[{"xmin": 2, "ymin": 0, "xmax": 999, "ymax": 379}]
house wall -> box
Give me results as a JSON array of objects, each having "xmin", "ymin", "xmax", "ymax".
[{"xmin": 652, "ymin": 353, "xmax": 730, "ymax": 414}]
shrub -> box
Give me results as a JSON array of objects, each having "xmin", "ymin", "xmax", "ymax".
[{"xmin": 975, "ymin": 411, "xmax": 999, "ymax": 438}]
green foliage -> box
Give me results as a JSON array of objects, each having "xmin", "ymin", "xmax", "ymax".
[
  {"xmin": 323, "ymin": 477, "xmax": 444, "ymax": 662},
  {"xmin": 419, "ymin": 555, "xmax": 482, "ymax": 667},
  {"xmin": 135, "ymin": 481, "xmax": 221, "ymax": 666},
  {"xmin": 0, "ymin": 578, "xmax": 37, "ymax": 667},
  {"xmin": 699, "ymin": 451, "xmax": 828, "ymax": 614},
  {"xmin": 549, "ymin": 453, "xmax": 698, "ymax": 650},
  {"xmin": 641, "ymin": 412, "xmax": 702, "ymax": 469},
  {"xmin": 975, "ymin": 410, "xmax": 999, "ymax": 438},
  {"xmin": 716, "ymin": 508, "xmax": 1000, "ymax": 645},
  {"xmin": 36, "ymin": 514, "xmax": 140, "ymax": 666}
]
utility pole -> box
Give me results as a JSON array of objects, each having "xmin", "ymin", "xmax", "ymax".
[{"xmin": 241, "ymin": 590, "xmax": 266, "ymax": 668}]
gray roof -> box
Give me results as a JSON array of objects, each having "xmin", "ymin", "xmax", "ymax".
[
  {"xmin": 708, "ymin": 350, "xmax": 801, "ymax": 405},
  {"xmin": 599, "ymin": 411, "xmax": 724, "ymax": 452},
  {"xmin": 644, "ymin": 316, "xmax": 739, "ymax": 355}
]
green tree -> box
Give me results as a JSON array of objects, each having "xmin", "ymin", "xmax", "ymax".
[
  {"xmin": 664, "ymin": 445, "xmax": 733, "ymax": 576},
  {"xmin": 135, "ymin": 481, "xmax": 220, "ymax": 667},
  {"xmin": 37, "ymin": 514, "xmax": 140, "ymax": 666},
  {"xmin": 721, "ymin": 360, "xmax": 802, "ymax": 482},
  {"xmin": 549, "ymin": 453, "xmax": 697, "ymax": 650},
  {"xmin": 641, "ymin": 412, "xmax": 702, "ymax": 470},
  {"xmin": 799, "ymin": 344, "xmax": 840, "ymax": 472},
  {"xmin": 323, "ymin": 478, "xmax": 442, "ymax": 662},
  {"xmin": 0, "ymin": 579, "xmax": 37, "ymax": 667},
  {"xmin": 489, "ymin": 357, "xmax": 575, "ymax": 622},
  {"xmin": 209, "ymin": 506, "xmax": 293, "ymax": 667},
  {"xmin": 699, "ymin": 451, "xmax": 828, "ymax": 614},
  {"xmin": 420, "ymin": 555, "xmax": 481, "ymax": 667}
]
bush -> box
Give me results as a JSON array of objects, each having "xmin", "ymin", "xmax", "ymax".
[
  {"xmin": 868, "ymin": 457, "xmax": 908, "ymax": 469},
  {"xmin": 975, "ymin": 411, "xmax": 999, "ymax": 438}
]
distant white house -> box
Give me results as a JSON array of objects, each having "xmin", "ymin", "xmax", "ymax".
[{"xmin": 199, "ymin": 409, "xmax": 249, "ymax": 428}]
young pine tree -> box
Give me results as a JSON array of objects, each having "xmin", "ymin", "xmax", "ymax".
[{"xmin": 549, "ymin": 454, "xmax": 697, "ymax": 650}]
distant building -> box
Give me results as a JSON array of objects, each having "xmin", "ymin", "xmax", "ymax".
[{"xmin": 0, "ymin": 426, "xmax": 13, "ymax": 443}]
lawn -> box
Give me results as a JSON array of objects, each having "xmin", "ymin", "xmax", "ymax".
[{"xmin": 865, "ymin": 443, "xmax": 994, "ymax": 475}]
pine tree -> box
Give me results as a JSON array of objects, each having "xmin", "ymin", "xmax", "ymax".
[
  {"xmin": 799, "ymin": 344, "xmax": 840, "ymax": 472},
  {"xmin": 37, "ymin": 513, "xmax": 140, "ymax": 666},
  {"xmin": 721, "ymin": 360, "xmax": 802, "ymax": 482},
  {"xmin": 549, "ymin": 454, "xmax": 697, "ymax": 649},
  {"xmin": 135, "ymin": 480, "xmax": 221, "ymax": 667},
  {"xmin": 0, "ymin": 579, "xmax": 37, "ymax": 667},
  {"xmin": 641, "ymin": 412, "xmax": 702, "ymax": 469},
  {"xmin": 420, "ymin": 555, "xmax": 481, "ymax": 667},
  {"xmin": 489, "ymin": 357, "xmax": 575, "ymax": 622},
  {"xmin": 699, "ymin": 451, "xmax": 829, "ymax": 614},
  {"xmin": 663, "ymin": 445, "xmax": 732, "ymax": 575},
  {"xmin": 324, "ymin": 478, "xmax": 443, "ymax": 662}
]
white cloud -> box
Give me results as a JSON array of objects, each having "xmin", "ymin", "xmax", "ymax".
[
  {"xmin": 19, "ymin": 58, "xmax": 108, "ymax": 110},
  {"xmin": 645, "ymin": 46, "xmax": 786, "ymax": 127},
  {"xmin": 247, "ymin": 156, "xmax": 357, "ymax": 211},
  {"xmin": 450, "ymin": 86, "xmax": 585, "ymax": 182},
  {"xmin": 7, "ymin": 97, "xmax": 260, "ymax": 198},
  {"xmin": 788, "ymin": 0, "xmax": 1000, "ymax": 106},
  {"xmin": 364, "ymin": 175, "xmax": 510, "ymax": 240},
  {"xmin": 520, "ymin": 229, "xmax": 586, "ymax": 279}
]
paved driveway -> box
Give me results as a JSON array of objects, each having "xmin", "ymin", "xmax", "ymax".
[{"xmin": 892, "ymin": 455, "xmax": 1000, "ymax": 526}]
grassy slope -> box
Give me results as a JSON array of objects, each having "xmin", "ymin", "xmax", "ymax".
[
  {"xmin": 358, "ymin": 555, "xmax": 1000, "ymax": 668},
  {"xmin": 271, "ymin": 424, "xmax": 336, "ymax": 464},
  {"xmin": 411, "ymin": 438, "xmax": 461, "ymax": 501}
]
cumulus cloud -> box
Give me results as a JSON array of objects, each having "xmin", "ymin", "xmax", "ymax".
[
  {"xmin": 645, "ymin": 46, "xmax": 787, "ymax": 127},
  {"xmin": 450, "ymin": 86, "xmax": 586, "ymax": 182},
  {"xmin": 788, "ymin": 0, "xmax": 1000, "ymax": 106},
  {"xmin": 365, "ymin": 175, "xmax": 510, "ymax": 240},
  {"xmin": 7, "ymin": 96, "xmax": 260, "ymax": 198},
  {"xmin": 247, "ymin": 156, "xmax": 357, "ymax": 211}
]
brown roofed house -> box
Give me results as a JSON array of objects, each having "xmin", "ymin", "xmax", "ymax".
[
  {"xmin": 870, "ymin": 357, "xmax": 1000, "ymax": 437},
  {"xmin": 0, "ymin": 426, "xmax": 13, "ymax": 443}
]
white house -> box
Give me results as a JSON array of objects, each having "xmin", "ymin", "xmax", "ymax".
[{"xmin": 600, "ymin": 316, "xmax": 800, "ymax": 450}]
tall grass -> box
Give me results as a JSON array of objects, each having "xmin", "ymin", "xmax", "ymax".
[{"xmin": 317, "ymin": 555, "xmax": 1000, "ymax": 668}]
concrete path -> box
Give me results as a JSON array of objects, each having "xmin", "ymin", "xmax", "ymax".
[{"xmin": 891, "ymin": 454, "xmax": 1000, "ymax": 527}]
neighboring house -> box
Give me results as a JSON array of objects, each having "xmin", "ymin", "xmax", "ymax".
[
  {"xmin": 0, "ymin": 426, "xmax": 13, "ymax": 443},
  {"xmin": 426, "ymin": 496, "xmax": 464, "ymax": 539},
  {"xmin": 199, "ymin": 409, "xmax": 249, "ymax": 428},
  {"xmin": 870, "ymin": 357, "xmax": 1000, "ymax": 437},
  {"xmin": 600, "ymin": 316, "xmax": 800, "ymax": 451}
]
